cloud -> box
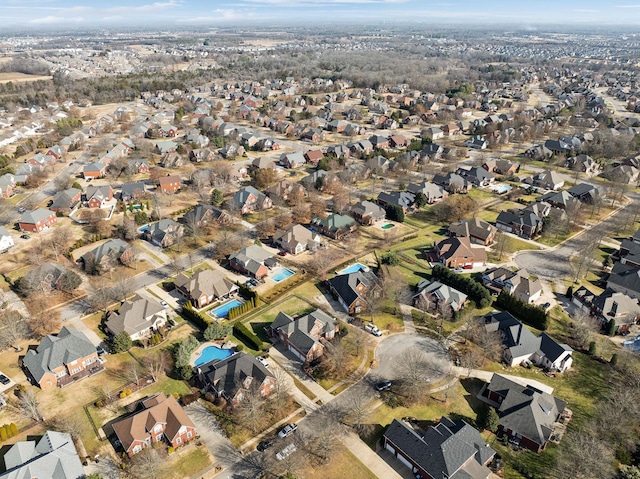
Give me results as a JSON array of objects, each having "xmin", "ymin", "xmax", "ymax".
[
  {"xmin": 177, "ymin": 8, "xmax": 256, "ymax": 23},
  {"xmin": 614, "ymin": 3, "xmax": 640, "ymax": 6},
  {"xmin": 29, "ymin": 15, "xmax": 83, "ymax": 24}
]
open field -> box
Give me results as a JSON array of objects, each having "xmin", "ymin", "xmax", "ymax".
[{"xmin": 0, "ymin": 72, "xmax": 52, "ymax": 83}]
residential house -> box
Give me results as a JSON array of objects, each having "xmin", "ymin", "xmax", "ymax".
[
  {"xmin": 0, "ymin": 431, "xmax": 84, "ymax": 479},
  {"xmin": 529, "ymin": 170, "xmax": 564, "ymax": 190},
  {"xmin": 0, "ymin": 225, "xmax": 15, "ymax": 253},
  {"xmin": 105, "ymin": 295, "xmax": 167, "ymax": 341},
  {"xmin": 478, "ymin": 374, "xmax": 569, "ymax": 452},
  {"xmin": 601, "ymin": 164, "xmax": 640, "ymax": 184},
  {"xmin": 197, "ymin": 352, "xmax": 276, "ymax": 405},
  {"xmin": 112, "ymin": 393, "xmax": 196, "ymax": 457},
  {"xmin": 432, "ymin": 172, "xmax": 471, "ymax": 194},
  {"xmin": 120, "ymin": 182, "xmax": 146, "ymax": 202},
  {"xmin": 19, "ymin": 208, "xmax": 57, "ymax": 233},
  {"xmin": 348, "ymin": 200, "xmax": 386, "ymax": 225},
  {"xmin": 279, "ymin": 152, "xmax": 306, "ymax": 169},
  {"xmin": 377, "ymin": 191, "xmax": 415, "ymax": 213},
  {"xmin": 617, "ymin": 236, "xmax": 640, "ymax": 268},
  {"xmin": 265, "ymin": 180, "xmax": 307, "ymax": 203},
  {"xmin": 80, "ymin": 239, "xmax": 133, "ymax": 272},
  {"xmin": 606, "ymin": 262, "xmax": 640, "ymax": 299},
  {"xmin": 83, "ymin": 161, "xmax": 107, "ymax": 179},
  {"xmin": 434, "ymin": 237, "xmax": 487, "ymax": 269},
  {"xmin": 483, "ymin": 158, "xmax": 518, "ymax": 176},
  {"xmin": 484, "ymin": 311, "xmax": 573, "ymax": 371},
  {"xmin": 251, "ymin": 156, "xmax": 277, "ymax": 170},
  {"xmin": 20, "ymin": 263, "xmax": 66, "ymax": 293},
  {"xmin": 447, "ymin": 218, "xmax": 497, "ymax": 246},
  {"xmin": 421, "ymin": 143, "xmax": 446, "ymax": 161},
  {"xmin": 49, "ymin": 188, "xmax": 81, "ymax": 213},
  {"xmin": 369, "ymin": 135, "xmax": 389, "ymax": 149},
  {"xmin": 229, "ymin": 186, "xmax": 273, "ymax": 215},
  {"xmin": 158, "ymin": 175, "xmax": 181, "ymax": 194},
  {"xmin": 382, "ymin": 417, "xmax": 495, "ymax": 479},
  {"xmin": 455, "ymin": 166, "xmax": 495, "ymax": 187},
  {"xmin": 23, "ymin": 326, "xmax": 102, "ymax": 389},
  {"xmin": 274, "ymin": 224, "xmax": 321, "ymax": 255},
  {"xmin": 268, "ymin": 309, "xmax": 339, "ymax": 362},
  {"xmin": 406, "ymin": 181, "xmax": 448, "ymax": 204},
  {"xmin": 537, "ymin": 190, "xmax": 579, "ymax": 210},
  {"xmin": 327, "ymin": 270, "xmax": 380, "ymax": 314},
  {"xmin": 175, "ymin": 269, "xmax": 238, "ymax": 309},
  {"xmin": 0, "ymin": 175, "xmax": 14, "ymax": 198},
  {"xmin": 422, "ymin": 126, "xmax": 444, "ymax": 141},
  {"xmin": 482, "ymin": 267, "xmax": 542, "ymax": 303},
  {"xmin": 567, "ymin": 183, "xmax": 600, "ymax": 203},
  {"xmin": 566, "ymin": 154, "xmax": 599, "ymax": 174},
  {"xmin": 495, "ymin": 209, "xmax": 543, "ymax": 240},
  {"xmin": 229, "ymin": 244, "xmax": 275, "ymax": 280},
  {"xmin": 84, "ymin": 185, "xmax": 114, "ymax": 208},
  {"xmin": 389, "ymin": 134, "xmax": 408, "ymax": 148},
  {"xmin": 143, "ymin": 219, "xmax": 184, "ymax": 248},
  {"xmin": 572, "ymin": 285, "xmax": 640, "ymax": 327},
  {"xmin": 464, "ymin": 136, "xmax": 487, "ymax": 149},
  {"xmin": 180, "ymin": 204, "xmax": 229, "ymax": 228},
  {"xmin": 310, "ymin": 213, "xmax": 357, "ymax": 240},
  {"xmin": 412, "ymin": 280, "xmax": 467, "ymax": 315},
  {"xmin": 304, "ymin": 149, "xmax": 324, "ymax": 165}
]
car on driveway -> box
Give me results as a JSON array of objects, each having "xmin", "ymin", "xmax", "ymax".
[
  {"xmin": 375, "ymin": 380, "xmax": 392, "ymax": 392},
  {"xmin": 257, "ymin": 356, "xmax": 269, "ymax": 368},
  {"xmin": 542, "ymin": 302, "xmax": 551, "ymax": 310},
  {"xmin": 160, "ymin": 300, "xmax": 169, "ymax": 309},
  {"xmin": 20, "ymin": 234, "xmax": 30, "ymax": 240},
  {"xmin": 453, "ymin": 267, "xmax": 464, "ymax": 273},
  {"xmin": 0, "ymin": 374, "xmax": 10, "ymax": 385},
  {"xmin": 257, "ymin": 438, "xmax": 274, "ymax": 452},
  {"xmin": 277, "ymin": 423, "xmax": 298, "ymax": 438}
]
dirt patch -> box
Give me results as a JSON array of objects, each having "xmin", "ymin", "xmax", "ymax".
[{"xmin": 0, "ymin": 73, "xmax": 52, "ymax": 84}]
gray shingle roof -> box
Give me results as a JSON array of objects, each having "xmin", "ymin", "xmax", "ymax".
[
  {"xmin": 20, "ymin": 208, "xmax": 54, "ymax": 224},
  {"xmin": 197, "ymin": 352, "xmax": 273, "ymax": 400},
  {"xmin": 105, "ymin": 294, "xmax": 166, "ymax": 337},
  {"xmin": 327, "ymin": 270, "xmax": 378, "ymax": 309}
]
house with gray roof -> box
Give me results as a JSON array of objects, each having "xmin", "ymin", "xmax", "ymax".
[
  {"xmin": 482, "ymin": 267, "xmax": 542, "ymax": 304},
  {"xmin": 49, "ymin": 188, "xmax": 81, "ymax": 213},
  {"xmin": 105, "ymin": 294, "xmax": 167, "ymax": 341},
  {"xmin": 228, "ymin": 186, "xmax": 272, "ymax": 215},
  {"xmin": 180, "ymin": 204, "xmax": 229, "ymax": 228},
  {"xmin": 484, "ymin": 311, "xmax": 573, "ymax": 371},
  {"xmin": 120, "ymin": 181, "xmax": 146, "ymax": 202},
  {"xmin": 412, "ymin": 280, "xmax": 467, "ymax": 315},
  {"xmin": 268, "ymin": 309, "xmax": 338, "ymax": 362},
  {"xmin": 567, "ymin": 183, "xmax": 600, "ymax": 203},
  {"xmin": 432, "ymin": 172, "xmax": 471, "ymax": 193},
  {"xmin": 143, "ymin": 219, "xmax": 184, "ymax": 248},
  {"xmin": 348, "ymin": 200, "xmax": 386, "ymax": 225},
  {"xmin": 455, "ymin": 166, "xmax": 495, "ymax": 187},
  {"xmin": 478, "ymin": 374, "xmax": 569, "ymax": 452},
  {"xmin": 274, "ymin": 224, "xmax": 320, "ymax": 255},
  {"xmin": 406, "ymin": 181, "xmax": 448, "ymax": 204},
  {"xmin": 327, "ymin": 270, "xmax": 380, "ymax": 314},
  {"xmin": 528, "ymin": 170, "xmax": 564, "ymax": 190},
  {"xmin": 607, "ymin": 262, "xmax": 640, "ymax": 299},
  {"xmin": 448, "ymin": 218, "xmax": 496, "ymax": 246},
  {"xmin": 495, "ymin": 209, "xmax": 543, "ymax": 240},
  {"xmin": 311, "ymin": 213, "xmax": 356, "ymax": 240},
  {"xmin": 229, "ymin": 244, "xmax": 274, "ymax": 279},
  {"xmin": 574, "ymin": 285, "xmax": 640, "ymax": 328},
  {"xmin": 377, "ymin": 191, "xmax": 415, "ymax": 213},
  {"xmin": 80, "ymin": 239, "xmax": 133, "ymax": 272},
  {"xmin": 196, "ymin": 352, "xmax": 276, "ymax": 406},
  {"xmin": 18, "ymin": 208, "xmax": 57, "ymax": 233},
  {"xmin": 0, "ymin": 431, "xmax": 84, "ymax": 479},
  {"xmin": 23, "ymin": 326, "xmax": 102, "ymax": 389},
  {"xmin": 175, "ymin": 269, "xmax": 238, "ymax": 309},
  {"xmin": 383, "ymin": 417, "xmax": 495, "ymax": 479}
]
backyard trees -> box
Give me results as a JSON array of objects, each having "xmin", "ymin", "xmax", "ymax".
[{"xmin": 110, "ymin": 331, "xmax": 132, "ymax": 353}]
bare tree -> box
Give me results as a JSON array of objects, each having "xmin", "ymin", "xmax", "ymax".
[
  {"xmin": 15, "ymin": 387, "xmax": 44, "ymax": 421},
  {"xmin": 145, "ymin": 352, "xmax": 167, "ymax": 382},
  {"xmin": 465, "ymin": 317, "xmax": 503, "ymax": 362},
  {"xmin": 340, "ymin": 394, "xmax": 374, "ymax": 435},
  {"xmin": 394, "ymin": 348, "xmax": 432, "ymax": 403},
  {"xmin": 235, "ymin": 387, "xmax": 265, "ymax": 434},
  {"xmin": 0, "ymin": 308, "xmax": 28, "ymax": 350},
  {"xmin": 129, "ymin": 448, "xmax": 161, "ymax": 479}
]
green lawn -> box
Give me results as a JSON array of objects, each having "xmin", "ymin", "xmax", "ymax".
[{"xmin": 164, "ymin": 445, "xmax": 213, "ymax": 479}]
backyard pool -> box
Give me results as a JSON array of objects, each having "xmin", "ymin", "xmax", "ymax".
[
  {"xmin": 381, "ymin": 223, "xmax": 395, "ymax": 230},
  {"xmin": 623, "ymin": 335, "xmax": 640, "ymax": 352},
  {"xmin": 339, "ymin": 262, "xmax": 369, "ymax": 275},
  {"xmin": 194, "ymin": 345, "xmax": 234, "ymax": 367},
  {"xmin": 272, "ymin": 268, "xmax": 295, "ymax": 283},
  {"xmin": 210, "ymin": 298, "xmax": 243, "ymax": 318},
  {"xmin": 493, "ymin": 184, "xmax": 512, "ymax": 194}
]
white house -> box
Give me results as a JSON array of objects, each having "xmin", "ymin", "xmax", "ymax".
[{"xmin": 0, "ymin": 226, "xmax": 15, "ymax": 253}]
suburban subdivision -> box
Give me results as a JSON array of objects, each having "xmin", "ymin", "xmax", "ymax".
[{"xmin": 0, "ymin": 14, "xmax": 639, "ymax": 479}]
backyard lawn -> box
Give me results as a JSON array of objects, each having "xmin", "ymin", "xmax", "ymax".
[
  {"xmin": 300, "ymin": 446, "xmax": 377, "ymax": 479},
  {"xmin": 163, "ymin": 445, "xmax": 213, "ymax": 479}
]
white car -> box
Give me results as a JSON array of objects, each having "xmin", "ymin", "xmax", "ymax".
[
  {"xmin": 278, "ymin": 423, "xmax": 298, "ymax": 438},
  {"xmin": 257, "ymin": 356, "xmax": 269, "ymax": 368},
  {"xmin": 276, "ymin": 443, "xmax": 297, "ymax": 461},
  {"xmin": 160, "ymin": 301, "xmax": 169, "ymax": 309}
]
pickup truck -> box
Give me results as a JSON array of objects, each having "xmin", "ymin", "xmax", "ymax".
[
  {"xmin": 278, "ymin": 423, "xmax": 298, "ymax": 438},
  {"xmin": 365, "ymin": 323, "xmax": 382, "ymax": 337}
]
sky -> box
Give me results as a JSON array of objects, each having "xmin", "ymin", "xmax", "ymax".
[{"xmin": 2, "ymin": 0, "xmax": 640, "ymax": 28}]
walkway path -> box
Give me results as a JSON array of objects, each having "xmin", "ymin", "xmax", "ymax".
[{"xmin": 399, "ymin": 304, "xmax": 416, "ymax": 334}]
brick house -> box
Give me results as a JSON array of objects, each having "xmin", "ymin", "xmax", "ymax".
[
  {"xmin": 80, "ymin": 239, "xmax": 133, "ymax": 272},
  {"xmin": 49, "ymin": 188, "xmax": 82, "ymax": 213},
  {"xmin": 112, "ymin": 394, "xmax": 197, "ymax": 457},
  {"xmin": 105, "ymin": 294, "xmax": 168, "ymax": 341},
  {"xmin": 228, "ymin": 244, "xmax": 274, "ymax": 280},
  {"xmin": 228, "ymin": 186, "xmax": 273, "ymax": 215},
  {"xmin": 196, "ymin": 352, "xmax": 276, "ymax": 405},
  {"xmin": 268, "ymin": 309, "xmax": 338, "ymax": 362},
  {"xmin": 174, "ymin": 269, "xmax": 238, "ymax": 309},
  {"xmin": 83, "ymin": 162, "xmax": 107, "ymax": 179},
  {"xmin": 23, "ymin": 326, "xmax": 103, "ymax": 389},
  {"xmin": 434, "ymin": 237, "xmax": 487, "ymax": 269},
  {"xmin": 19, "ymin": 208, "xmax": 57, "ymax": 233},
  {"xmin": 447, "ymin": 218, "xmax": 497, "ymax": 246},
  {"xmin": 84, "ymin": 185, "xmax": 114, "ymax": 208},
  {"xmin": 158, "ymin": 175, "xmax": 181, "ymax": 194},
  {"xmin": 327, "ymin": 270, "xmax": 380, "ymax": 314}
]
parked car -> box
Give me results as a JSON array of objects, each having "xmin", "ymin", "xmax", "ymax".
[
  {"xmin": 257, "ymin": 438, "xmax": 274, "ymax": 452},
  {"xmin": 160, "ymin": 300, "xmax": 169, "ymax": 309},
  {"xmin": 375, "ymin": 380, "xmax": 392, "ymax": 392},
  {"xmin": 96, "ymin": 346, "xmax": 106, "ymax": 356},
  {"xmin": 17, "ymin": 207, "xmax": 25, "ymax": 213},
  {"xmin": 542, "ymin": 302, "xmax": 551, "ymax": 310},
  {"xmin": 364, "ymin": 323, "xmax": 382, "ymax": 337},
  {"xmin": 20, "ymin": 234, "xmax": 30, "ymax": 240},
  {"xmin": 278, "ymin": 423, "xmax": 298, "ymax": 438},
  {"xmin": 278, "ymin": 251, "xmax": 287, "ymax": 256},
  {"xmin": 276, "ymin": 443, "xmax": 297, "ymax": 461},
  {"xmin": 453, "ymin": 267, "xmax": 464, "ymax": 273},
  {"xmin": 257, "ymin": 356, "xmax": 269, "ymax": 368},
  {"xmin": 0, "ymin": 374, "xmax": 10, "ymax": 385}
]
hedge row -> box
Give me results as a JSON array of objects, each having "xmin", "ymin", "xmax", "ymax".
[
  {"xmin": 181, "ymin": 301, "xmax": 211, "ymax": 329},
  {"xmin": 495, "ymin": 290, "xmax": 548, "ymax": 331},
  {"xmin": 431, "ymin": 264, "xmax": 492, "ymax": 308},
  {"xmin": 227, "ymin": 297, "xmax": 257, "ymax": 320},
  {"xmin": 0, "ymin": 423, "xmax": 18, "ymax": 442},
  {"xmin": 233, "ymin": 322, "xmax": 263, "ymax": 351}
]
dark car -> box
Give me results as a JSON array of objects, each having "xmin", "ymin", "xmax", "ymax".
[
  {"xmin": 0, "ymin": 374, "xmax": 10, "ymax": 385},
  {"xmin": 20, "ymin": 234, "xmax": 30, "ymax": 240},
  {"xmin": 257, "ymin": 438, "xmax": 275, "ymax": 452},
  {"xmin": 278, "ymin": 251, "xmax": 287, "ymax": 256},
  {"xmin": 96, "ymin": 346, "xmax": 106, "ymax": 356},
  {"xmin": 375, "ymin": 380, "xmax": 392, "ymax": 392},
  {"xmin": 542, "ymin": 302, "xmax": 551, "ymax": 310}
]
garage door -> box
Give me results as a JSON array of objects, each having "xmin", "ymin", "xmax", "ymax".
[
  {"xmin": 397, "ymin": 452, "xmax": 414, "ymax": 470},
  {"xmin": 385, "ymin": 443, "xmax": 396, "ymax": 455},
  {"xmin": 289, "ymin": 346, "xmax": 306, "ymax": 362}
]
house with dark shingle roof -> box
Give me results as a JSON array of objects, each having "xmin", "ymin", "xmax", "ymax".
[
  {"xmin": 448, "ymin": 218, "xmax": 496, "ymax": 246},
  {"xmin": 112, "ymin": 393, "xmax": 196, "ymax": 457},
  {"xmin": 484, "ymin": 311, "xmax": 573, "ymax": 371},
  {"xmin": 143, "ymin": 219, "xmax": 184, "ymax": 248},
  {"xmin": 22, "ymin": 326, "xmax": 102, "ymax": 389},
  {"xmin": 432, "ymin": 172, "xmax": 471, "ymax": 194},
  {"xmin": 120, "ymin": 181, "xmax": 146, "ymax": 202},
  {"xmin": 174, "ymin": 269, "xmax": 238, "ymax": 309},
  {"xmin": 180, "ymin": 204, "xmax": 229, "ymax": 228},
  {"xmin": 197, "ymin": 352, "xmax": 276, "ymax": 405},
  {"xmin": 84, "ymin": 185, "xmax": 114, "ymax": 208},
  {"xmin": 49, "ymin": 188, "xmax": 81, "ymax": 213},
  {"xmin": 80, "ymin": 239, "xmax": 133, "ymax": 272},
  {"xmin": 383, "ymin": 417, "xmax": 495, "ymax": 479},
  {"xmin": 478, "ymin": 374, "xmax": 568, "ymax": 452},
  {"xmin": 455, "ymin": 166, "xmax": 495, "ymax": 187},
  {"xmin": 482, "ymin": 267, "xmax": 542, "ymax": 304},
  {"xmin": 0, "ymin": 431, "xmax": 84, "ymax": 479},
  {"xmin": 377, "ymin": 191, "xmax": 415, "ymax": 213},
  {"xmin": 268, "ymin": 309, "xmax": 338, "ymax": 362},
  {"xmin": 327, "ymin": 270, "xmax": 380, "ymax": 314},
  {"xmin": 105, "ymin": 294, "xmax": 168, "ymax": 341},
  {"xmin": 412, "ymin": 280, "xmax": 467, "ymax": 315},
  {"xmin": 434, "ymin": 237, "xmax": 487, "ymax": 269},
  {"xmin": 607, "ymin": 262, "xmax": 640, "ymax": 299},
  {"xmin": 406, "ymin": 181, "xmax": 448, "ymax": 204},
  {"xmin": 348, "ymin": 200, "xmax": 386, "ymax": 226},
  {"xmin": 566, "ymin": 183, "xmax": 600, "ymax": 203},
  {"xmin": 228, "ymin": 186, "xmax": 273, "ymax": 215},
  {"xmin": 495, "ymin": 209, "xmax": 543, "ymax": 240}
]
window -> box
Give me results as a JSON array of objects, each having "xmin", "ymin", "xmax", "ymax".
[
  {"xmin": 156, "ymin": 434, "xmax": 163, "ymax": 442},
  {"xmin": 176, "ymin": 437, "xmax": 181, "ymax": 445},
  {"xmin": 133, "ymin": 445, "xmax": 142, "ymax": 454},
  {"xmin": 154, "ymin": 424, "xmax": 162, "ymax": 433},
  {"xmin": 187, "ymin": 431, "xmax": 192, "ymax": 439}
]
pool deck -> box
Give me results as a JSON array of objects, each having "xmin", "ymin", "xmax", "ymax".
[{"xmin": 190, "ymin": 341, "xmax": 236, "ymax": 367}]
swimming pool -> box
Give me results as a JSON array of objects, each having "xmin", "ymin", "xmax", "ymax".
[
  {"xmin": 493, "ymin": 184, "xmax": 512, "ymax": 194},
  {"xmin": 194, "ymin": 345, "xmax": 234, "ymax": 367},
  {"xmin": 210, "ymin": 299, "xmax": 243, "ymax": 318},
  {"xmin": 623, "ymin": 335, "xmax": 640, "ymax": 352},
  {"xmin": 339, "ymin": 262, "xmax": 369, "ymax": 274},
  {"xmin": 272, "ymin": 268, "xmax": 295, "ymax": 283},
  {"xmin": 381, "ymin": 223, "xmax": 395, "ymax": 230}
]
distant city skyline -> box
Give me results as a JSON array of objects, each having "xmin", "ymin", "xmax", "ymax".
[{"xmin": 2, "ymin": 0, "xmax": 640, "ymax": 28}]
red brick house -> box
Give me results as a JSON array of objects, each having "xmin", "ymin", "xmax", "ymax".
[
  {"xmin": 304, "ymin": 149, "xmax": 324, "ymax": 165},
  {"xmin": 19, "ymin": 208, "xmax": 57, "ymax": 233},
  {"xmin": 112, "ymin": 394, "xmax": 197, "ymax": 457},
  {"xmin": 83, "ymin": 162, "xmax": 107, "ymax": 179},
  {"xmin": 434, "ymin": 237, "xmax": 487, "ymax": 269},
  {"xmin": 268, "ymin": 309, "xmax": 338, "ymax": 362},
  {"xmin": 158, "ymin": 175, "xmax": 181, "ymax": 194},
  {"xmin": 85, "ymin": 185, "xmax": 114, "ymax": 208}
]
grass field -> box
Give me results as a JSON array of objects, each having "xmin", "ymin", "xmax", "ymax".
[
  {"xmin": 300, "ymin": 446, "xmax": 378, "ymax": 479},
  {"xmin": 163, "ymin": 445, "xmax": 213, "ymax": 479}
]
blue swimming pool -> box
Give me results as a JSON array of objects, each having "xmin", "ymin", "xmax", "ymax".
[
  {"xmin": 211, "ymin": 299, "xmax": 243, "ymax": 318},
  {"xmin": 194, "ymin": 345, "xmax": 234, "ymax": 367},
  {"xmin": 493, "ymin": 185, "xmax": 512, "ymax": 194},
  {"xmin": 272, "ymin": 268, "xmax": 295, "ymax": 283},
  {"xmin": 624, "ymin": 335, "xmax": 640, "ymax": 352},
  {"xmin": 339, "ymin": 262, "xmax": 369, "ymax": 275}
]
